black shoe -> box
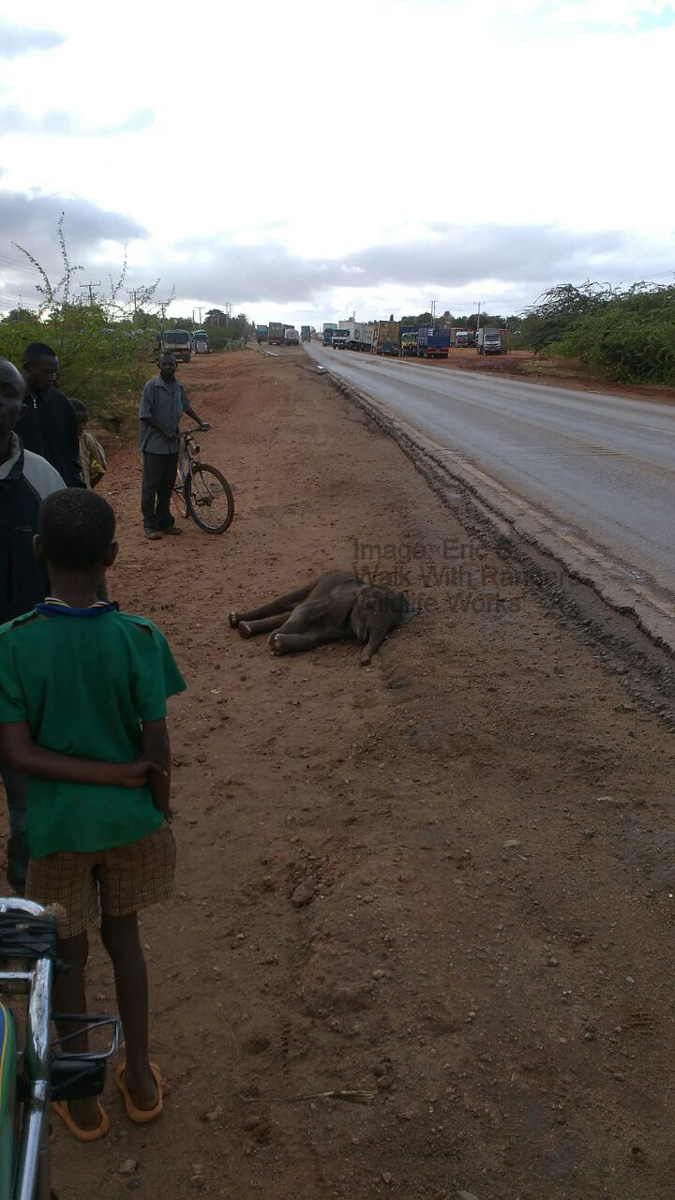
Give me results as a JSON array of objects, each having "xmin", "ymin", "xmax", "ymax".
[
  {"xmin": 163, "ymin": 526, "xmax": 182, "ymax": 535},
  {"xmin": 144, "ymin": 528, "xmax": 162, "ymax": 540}
]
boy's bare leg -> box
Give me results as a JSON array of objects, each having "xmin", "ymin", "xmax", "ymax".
[
  {"xmin": 52, "ymin": 931, "xmax": 101, "ymax": 1129},
  {"xmin": 101, "ymin": 912, "xmax": 158, "ymax": 1110}
]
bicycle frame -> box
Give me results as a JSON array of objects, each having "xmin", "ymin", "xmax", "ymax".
[{"xmin": 0, "ymin": 899, "xmax": 119, "ymax": 1200}]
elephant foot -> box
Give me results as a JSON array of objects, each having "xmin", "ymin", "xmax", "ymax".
[
  {"xmin": 229, "ymin": 611, "xmax": 240, "ymax": 628},
  {"xmin": 269, "ymin": 631, "xmax": 285, "ymax": 654},
  {"xmin": 238, "ymin": 621, "xmax": 253, "ymax": 639}
]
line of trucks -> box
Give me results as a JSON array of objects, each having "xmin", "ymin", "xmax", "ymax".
[
  {"xmin": 255, "ymin": 324, "xmax": 311, "ymax": 346},
  {"xmin": 320, "ymin": 321, "xmax": 506, "ymax": 358}
]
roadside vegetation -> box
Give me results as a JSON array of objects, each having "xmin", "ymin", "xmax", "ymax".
[
  {"xmin": 0, "ymin": 218, "xmax": 253, "ymax": 430},
  {"xmin": 518, "ymin": 281, "xmax": 675, "ymax": 385}
]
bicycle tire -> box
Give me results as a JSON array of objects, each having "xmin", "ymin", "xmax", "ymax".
[{"xmin": 185, "ymin": 464, "xmax": 235, "ymax": 534}]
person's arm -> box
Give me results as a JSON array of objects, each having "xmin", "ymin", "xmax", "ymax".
[
  {"xmin": 181, "ymin": 385, "xmax": 209, "ymax": 429},
  {"xmin": 64, "ymin": 397, "xmax": 87, "ymax": 488},
  {"xmin": 142, "ymin": 717, "xmax": 172, "ymax": 821},
  {"xmin": 0, "ymin": 722, "xmax": 165, "ymax": 790}
]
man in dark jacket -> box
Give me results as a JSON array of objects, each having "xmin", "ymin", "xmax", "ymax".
[
  {"xmin": 0, "ymin": 357, "xmax": 65, "ymax": 893},
  {"xmin": 16, "ymin": 342, "xmax": 84, "ymax": 488}
]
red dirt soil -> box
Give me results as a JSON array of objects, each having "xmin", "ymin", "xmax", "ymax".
[{"xmin": 2, "ymin": 347, "xmax": 674, "ymax": 1199}]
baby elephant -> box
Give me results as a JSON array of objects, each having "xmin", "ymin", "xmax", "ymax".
[{"xmin": 229, "ymin": 570, "xmax": 416, "ymax": 665}]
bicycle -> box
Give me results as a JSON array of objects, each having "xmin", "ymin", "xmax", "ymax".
[
  {"xmin": 171, "ymin": 426, "xmax": 235, "ymax": 535},
  {"xmin": 0, "ymin": 898, "xmax": 119, "ymax": 1200}
]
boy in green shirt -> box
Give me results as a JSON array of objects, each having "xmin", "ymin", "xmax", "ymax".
[{"xmin": 0, "ymin": 489, "xmax": 186, "ymax": 1140}]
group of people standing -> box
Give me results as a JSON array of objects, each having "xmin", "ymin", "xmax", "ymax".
[{"xmin": 0, "ymin": 344, "xmax": 209, "ymax": 1139}]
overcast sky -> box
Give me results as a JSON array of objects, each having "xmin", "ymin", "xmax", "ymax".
[{"xmin": 0, "ymin": 0, "xmax": 673, "ymax": 327}]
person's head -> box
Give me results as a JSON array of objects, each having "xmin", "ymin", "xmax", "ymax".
[
  {"xmin": 70, "ymin": 398, "xmax": 89, "ymax": 429},
  {"xmin": 158, "ymin": 353, "xmax": 177, "ymax": 382},
  {"xmin": 36, "ymin": 489, "xmax": 117, "ymax": 581},
  {"xmin": 23, "ymin": 342, "xmax": 59, "ymax": 393},
  {"xmin": 0, "ymin": 358, "xmax": 26, "ymax": 458}
]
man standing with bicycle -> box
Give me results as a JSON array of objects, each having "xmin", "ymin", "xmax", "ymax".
[{"xmin": 139, "ymin": 353, "xmax": 210, "ymax": 540}]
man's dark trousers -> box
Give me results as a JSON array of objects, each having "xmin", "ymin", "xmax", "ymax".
[
  {"xmin": 141, "ymin": 451, "xmax": 179, "ymax": 531},
  {"xmin": 1, "ymin": 761, "xmax": 28, "ymax": 894}
]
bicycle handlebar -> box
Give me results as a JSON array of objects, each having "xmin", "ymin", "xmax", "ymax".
[{"xmin": 181, "ymin": 424, "xmax": 211, "ymax": 437}]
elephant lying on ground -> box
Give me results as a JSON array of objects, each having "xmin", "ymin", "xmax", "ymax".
[{"xmin": 229, "ymin": 571, "xmax": 416, "ymax": 665}]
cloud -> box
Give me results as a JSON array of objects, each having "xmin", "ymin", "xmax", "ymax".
[
  {"xmin": 149, "ymin": 224, "xmax": 675, "ymax": 309},
  {"xmin": 0, "ymin": 189, "xmax": 147, "ymax": 305},
  {"xmin": 0, "ymin": 20, "xmax": 64, "ymax": 59},
  {"xmin": 0, "ymin": 105, "xmax": 154, "ymax": 137}
]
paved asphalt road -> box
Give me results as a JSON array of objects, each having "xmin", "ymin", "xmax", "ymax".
[{"xmin": 305, "ymin": 343, "xmax": 675, "ymax": 599}]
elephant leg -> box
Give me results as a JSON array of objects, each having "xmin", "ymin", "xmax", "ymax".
[
  {"xmin": 229, "ymin": 584, "xmax": 313, "ymax": 629},
  {"xmin": 238, "ymin": 613, "xmax": 290, "ymax": 639},
  {"xmin": 269, "ymin": 630, "xmax": 345, "ymax": 656}
]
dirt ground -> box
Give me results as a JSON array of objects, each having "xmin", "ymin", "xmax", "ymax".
[
  {"xmin": 395, "ymin": 346, "xmax": 675, "ymax": 405},
  {"xmin": 3, "ymin": 347, "xmax": 675, "ymax": 1198}
]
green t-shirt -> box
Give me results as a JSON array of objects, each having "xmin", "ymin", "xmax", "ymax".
[{"xmin": 0, "ymin": 607, "xmax": 186, "ymax": 859}]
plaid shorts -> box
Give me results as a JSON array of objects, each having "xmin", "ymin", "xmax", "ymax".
[{"xmin": 25, "ymin": 824, "xmax": 176, "ymax": 939}]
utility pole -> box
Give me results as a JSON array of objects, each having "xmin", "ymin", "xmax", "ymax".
[
  {"xmin": 430, "ymin": 300, "xmax": 437, "ymax": 326},
  {"xmin": 79, "ymin": 281, "xmax": 101, "ymax": 307}
]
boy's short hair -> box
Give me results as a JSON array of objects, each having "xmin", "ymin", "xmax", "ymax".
[
  {"xmin": 70, "ymin": 398, "xmax": 89, "ymax": 422},
  {"xmin": 23, "ymin": 342, "xmax": 58, "ymax": 365},
  {"xmin": 38, "ymin": 490, "xmax": 116, "ymax": 571}
]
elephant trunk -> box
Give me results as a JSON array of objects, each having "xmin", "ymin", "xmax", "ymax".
[{"xmin": 360, "ymin": 625, "xmax": 388, "ymax": 666}]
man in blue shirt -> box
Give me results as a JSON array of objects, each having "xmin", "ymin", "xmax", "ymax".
[{"xmin": 139, "ymin": 353, "xmax": 209, "ymax": 540}]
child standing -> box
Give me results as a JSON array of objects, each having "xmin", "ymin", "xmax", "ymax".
[
  {"xmin": 0, "ymin": 489, "xmax": 185, "ymax": 1140},
  {"xmin": 70, "ymin": 398, "xmax": 107, "ymax": 489}
]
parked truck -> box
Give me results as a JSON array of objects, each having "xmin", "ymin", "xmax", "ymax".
[
  {"xmin": 331, "ymin": 328, "xmax": 350, "ymax": 349},
  {"xmin": 193, "ymin": 329, "xmax": 210, "ymax": 354},
  {"xmin": 339, "ymin": 321, "xmax": 375, "ymax": 352},
  {"xmin": 372, "ymin": 321, "xmax": 400, "ymax": 356},
  {"xmin": 322, "ymin": 323, "xmax": 338, "ymax": 346},
  {"xmin": 284, "ymin": 327, "xmax": 300, "ymax": 345},
  {"xmin": 454, "ymin": 329, "xmax": 470, "ymax": 348},
  {"xmin": 268, "ymin": 322, "xmax": 285, "ymax": 346},
  {"xmin": 476, "ymin": 328, "xmax": 503, "ymax": 355},
  {"xmin": 161, "ymin": 328, "xmax": 192, "ymax": 362},
  {"xmin": 400, "ymin": 331, "xmax": 418, "ymax": 357},
  {"xmin": 301, "ymin": 325, "xmax": 311, "ymax": 342},
  {"xmin": 417, "ymin": 328, "xmax": 450, "ymax": 359},
  {"xmin": 255, "ymin": 325, "xmax": 269, "ymax": 343}
]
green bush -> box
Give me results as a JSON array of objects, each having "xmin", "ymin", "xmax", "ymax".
[{"xmin": 519, "ymin": 282, "xmax": 675, "ymax": 384}]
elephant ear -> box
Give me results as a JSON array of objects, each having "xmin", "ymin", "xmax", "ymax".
[{"xmin": 327, "ymin": 582, "xmax": 365, "ymax": 626}]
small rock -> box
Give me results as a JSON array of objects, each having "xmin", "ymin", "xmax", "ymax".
[
  {"xmin": 372, "ymin": 968, "xmax": 387, "ymax": 980},
  {"xmin": 377, "ymin": 1074, "xmax": 393, "ymax": 1089},
  {"xmin": 457, "ymin": 1191, "xmax": 479, "ymax": 1200},
  {"xmin": 502, "ymin": 839, "xmax": 520, "ymax": 850},
  {"xmin": 546, "ymin": 957, "xmax": 560, "ymax": 967},
  {"xmin": 382, "ymin": 1172, "xmax": 393, "ymax": 1184},
  {"xmin": 583, "ymin": 828, "xmax": 596, "ymax": 838},
  {"xmin": 291, "ymin": 881, "xmax": 315, "ymax": 908},
  {"xmin": 204, "ymin": 1106, "xmax": 223, "ymax": 1122},
  {"xmin": 242, "ymin": 1114, "xmax": 261, "ymax": 1132},
  {"xmin": 118, "ymin": 1160, "xmax": 138, "ymax": 1177}
]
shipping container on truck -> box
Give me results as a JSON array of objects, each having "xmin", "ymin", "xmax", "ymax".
[
  {"xmin": 339, "ymin": 320, "xmax": 375, "ymax": 352},
  {"xmin": 255, "ymin": 325, "xmax": 269, "ymax": 343},
  {"xmin": 268, "ymin": 322, "xmax": 285, "ymax": 346},
  {"xmin": 454, "ymin": 329, "xmax": 470, "ymax": 348},
  {"xmin": 301, "ymin": 325, "xmax": 311, "ymax": 342},
  {"xmin": 417, "ymin": 328, "xmax": 451, "ymax": 359},
  {"xmin": 372, "ymin": 321, "xmax": 400, "ymax": 356}
]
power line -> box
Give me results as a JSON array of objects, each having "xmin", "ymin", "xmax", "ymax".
[{"xmin": 79, "ymin": 281, "xmax": 101, "ymax": 306}]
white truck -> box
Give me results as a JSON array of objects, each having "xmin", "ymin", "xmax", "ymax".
[
  {"xmin": 284, "ymin": 327, "xmax": 300, "ymax": 346},
  {"xmin": 476, "ymin": 328, "xmax": 503, "ymax": 355},
  {"xmin": 338, "ymin": 320, "xmax": 375, "ymax": 352}
]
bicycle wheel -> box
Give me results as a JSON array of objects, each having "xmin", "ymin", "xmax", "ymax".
[
  {"xmin": 185, "ymin": 464, "xmax": 235, "ymax": 534},
  {"xmin": 171, "ymin": 482, "xmax": 188, "ymax": 521}
]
